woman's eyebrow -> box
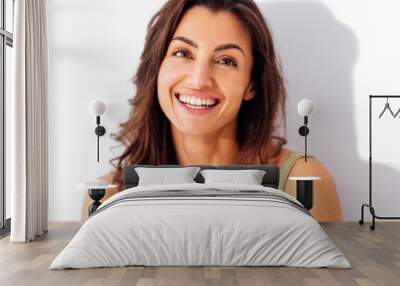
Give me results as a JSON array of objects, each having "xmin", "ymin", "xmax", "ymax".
[{"xmin": 171, "ymin": 36, "xmax": 246, "ymax": 56}]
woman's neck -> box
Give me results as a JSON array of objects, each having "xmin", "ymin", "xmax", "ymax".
[{"xmin": 171, "ymin": 124, "xmax": 241, "ymax": 165}]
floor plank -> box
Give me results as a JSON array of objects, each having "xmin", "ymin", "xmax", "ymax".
[{"xmin": 0, "ymin": 222, "xmax": 399, "ymax": 285}]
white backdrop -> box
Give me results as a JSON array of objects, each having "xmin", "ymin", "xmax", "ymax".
[{"xmin": 47, "ymin": 0, "xmax": 400, "ymax": 221}]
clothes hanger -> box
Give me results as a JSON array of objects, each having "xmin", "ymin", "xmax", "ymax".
[{"xmin": 378, "ymin": 97, "xmax": 395, "ymax": 118}]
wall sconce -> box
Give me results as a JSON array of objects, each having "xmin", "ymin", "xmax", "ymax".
[
  {"xmin": 89, "ymin": 98, "xmax": 107, "ymax": 162},
  {"xmin": 297, "ymin": 99, "xmax": 315, "ymax": 162}
]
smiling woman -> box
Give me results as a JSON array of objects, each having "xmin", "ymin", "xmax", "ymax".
[
  {"xmin": 114, "ymin": 0, "xmax": 287, "ymax": 170},
  {"xmin": 81, "ymin": 0, "xmax": 343, "ymax": 222},
  {"xmin": 157, "ymin": 6, "xmax": 257, "ymax": 164}
]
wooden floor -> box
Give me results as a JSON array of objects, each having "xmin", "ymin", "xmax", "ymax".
[{"xmin": 0, "ymin": 222, "xmax": 399, "ymax": 286}]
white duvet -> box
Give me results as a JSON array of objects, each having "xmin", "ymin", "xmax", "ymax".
[{"xmin": 50, "ymin": 183, "xmax": 351, "ymax": 269}]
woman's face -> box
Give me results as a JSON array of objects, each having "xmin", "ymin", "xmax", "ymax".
[{"xmin": 157, "ymin": 5, "xmax": 254, "ymax": 136}]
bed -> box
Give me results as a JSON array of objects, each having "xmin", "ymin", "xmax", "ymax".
[{"xmin": 50, "ymin": 165, "xmax": 350, "ymax": 269}]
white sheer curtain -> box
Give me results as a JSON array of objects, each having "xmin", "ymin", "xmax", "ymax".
[{"xmin": 9, "ymin": 0, "xmax": 48, "ymax": 242}]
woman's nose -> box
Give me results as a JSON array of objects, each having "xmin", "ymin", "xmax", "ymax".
[{"xmin": 186, "ymin": 60, "xmax": 213, "ymax": 89}]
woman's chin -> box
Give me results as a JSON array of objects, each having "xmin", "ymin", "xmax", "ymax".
[{"xmin": 173, "ymin": 124, "xmax": 218, "ymax": 137}]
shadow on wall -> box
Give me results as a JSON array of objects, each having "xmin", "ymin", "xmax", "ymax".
[{"xmin": 259, "ymin": 1, "xmax": 400, "ymax": 221}]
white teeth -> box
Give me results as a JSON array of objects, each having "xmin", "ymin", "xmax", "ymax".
[{"xmin": 177, "ymin": 94, "xmax": 217, "ymax": 107}]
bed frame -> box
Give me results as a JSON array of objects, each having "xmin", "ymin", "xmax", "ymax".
[{"xmin": 122, "ymin": 165, "xmax": 280, "ymax": 189}]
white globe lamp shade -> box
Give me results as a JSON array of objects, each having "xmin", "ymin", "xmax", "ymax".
[
  {"xmin": 297, "ymin": 99, "xmax": 315, "ymax": 116},
  {"xmin": 89, "ymin": 98, "xmax": 107, "ymax": 116}
]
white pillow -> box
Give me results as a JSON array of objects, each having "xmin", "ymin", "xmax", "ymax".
[
  {"xmin": 200, "ymin": 169, "xmax": 266, "ymax": 185},
  {"xmin": 135, "ymin": 167, "xmax": 201, "ymax": 186}
]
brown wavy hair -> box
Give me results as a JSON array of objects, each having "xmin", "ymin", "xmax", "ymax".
[{"xmin": 110, "ymin": 0, "xmax": 287, "ymax": 187}]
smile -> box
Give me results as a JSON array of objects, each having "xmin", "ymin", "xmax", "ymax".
[{"xmin": 174, "ymin": 92, "xmax": 220, "ymax": 110}]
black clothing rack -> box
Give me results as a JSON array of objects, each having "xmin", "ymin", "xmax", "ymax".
[{"xmin": 359, "ymin": 95, "xmax": 400, "ymax": 230}]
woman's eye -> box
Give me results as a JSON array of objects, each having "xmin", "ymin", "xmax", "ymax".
[
  {"xmin": 217, "ymin": 58, "xmax": 237, "ymax": 67},
  {"xmin": 172, "ymin": 49, "xmax": 191, "ymax": 58}
]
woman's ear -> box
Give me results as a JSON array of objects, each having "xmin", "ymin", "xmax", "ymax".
[{"xmin": 243, "ymin": 84, "xmax": 255, "ymax": 101}]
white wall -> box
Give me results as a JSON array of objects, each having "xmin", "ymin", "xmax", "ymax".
[{"xmin": 48, "ymin": 0, "xmax": 400, "ymax": 221}]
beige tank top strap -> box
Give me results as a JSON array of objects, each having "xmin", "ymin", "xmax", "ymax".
[{"xmin": 278, "ymin": 151, "xmax": 304, "ymax": 190}]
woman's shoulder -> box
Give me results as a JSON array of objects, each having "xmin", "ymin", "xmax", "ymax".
[
  {"xmin": 280, "ymin": 148, "xmax": 331, "ymax": 179},
  {"xmin": 271, "ymin": 147, "xmax": 329, "ymax": 174},
  {"xmin": 273, "ymin": 147, "xmax": 333, "ymax": 189}
]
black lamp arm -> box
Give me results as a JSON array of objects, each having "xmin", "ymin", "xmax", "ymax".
[
  {"xmin": 94, "ymin": 116, "xmax": 106, "ymax": 162},
  {"xmin": 298, "ymin": 116, "xmax": 309, "ymax": 162}
]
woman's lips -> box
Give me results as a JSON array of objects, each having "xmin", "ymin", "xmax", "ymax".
[{"xmin": 173, "ymin": 91, "xmax": 221, "ymax": 115}]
